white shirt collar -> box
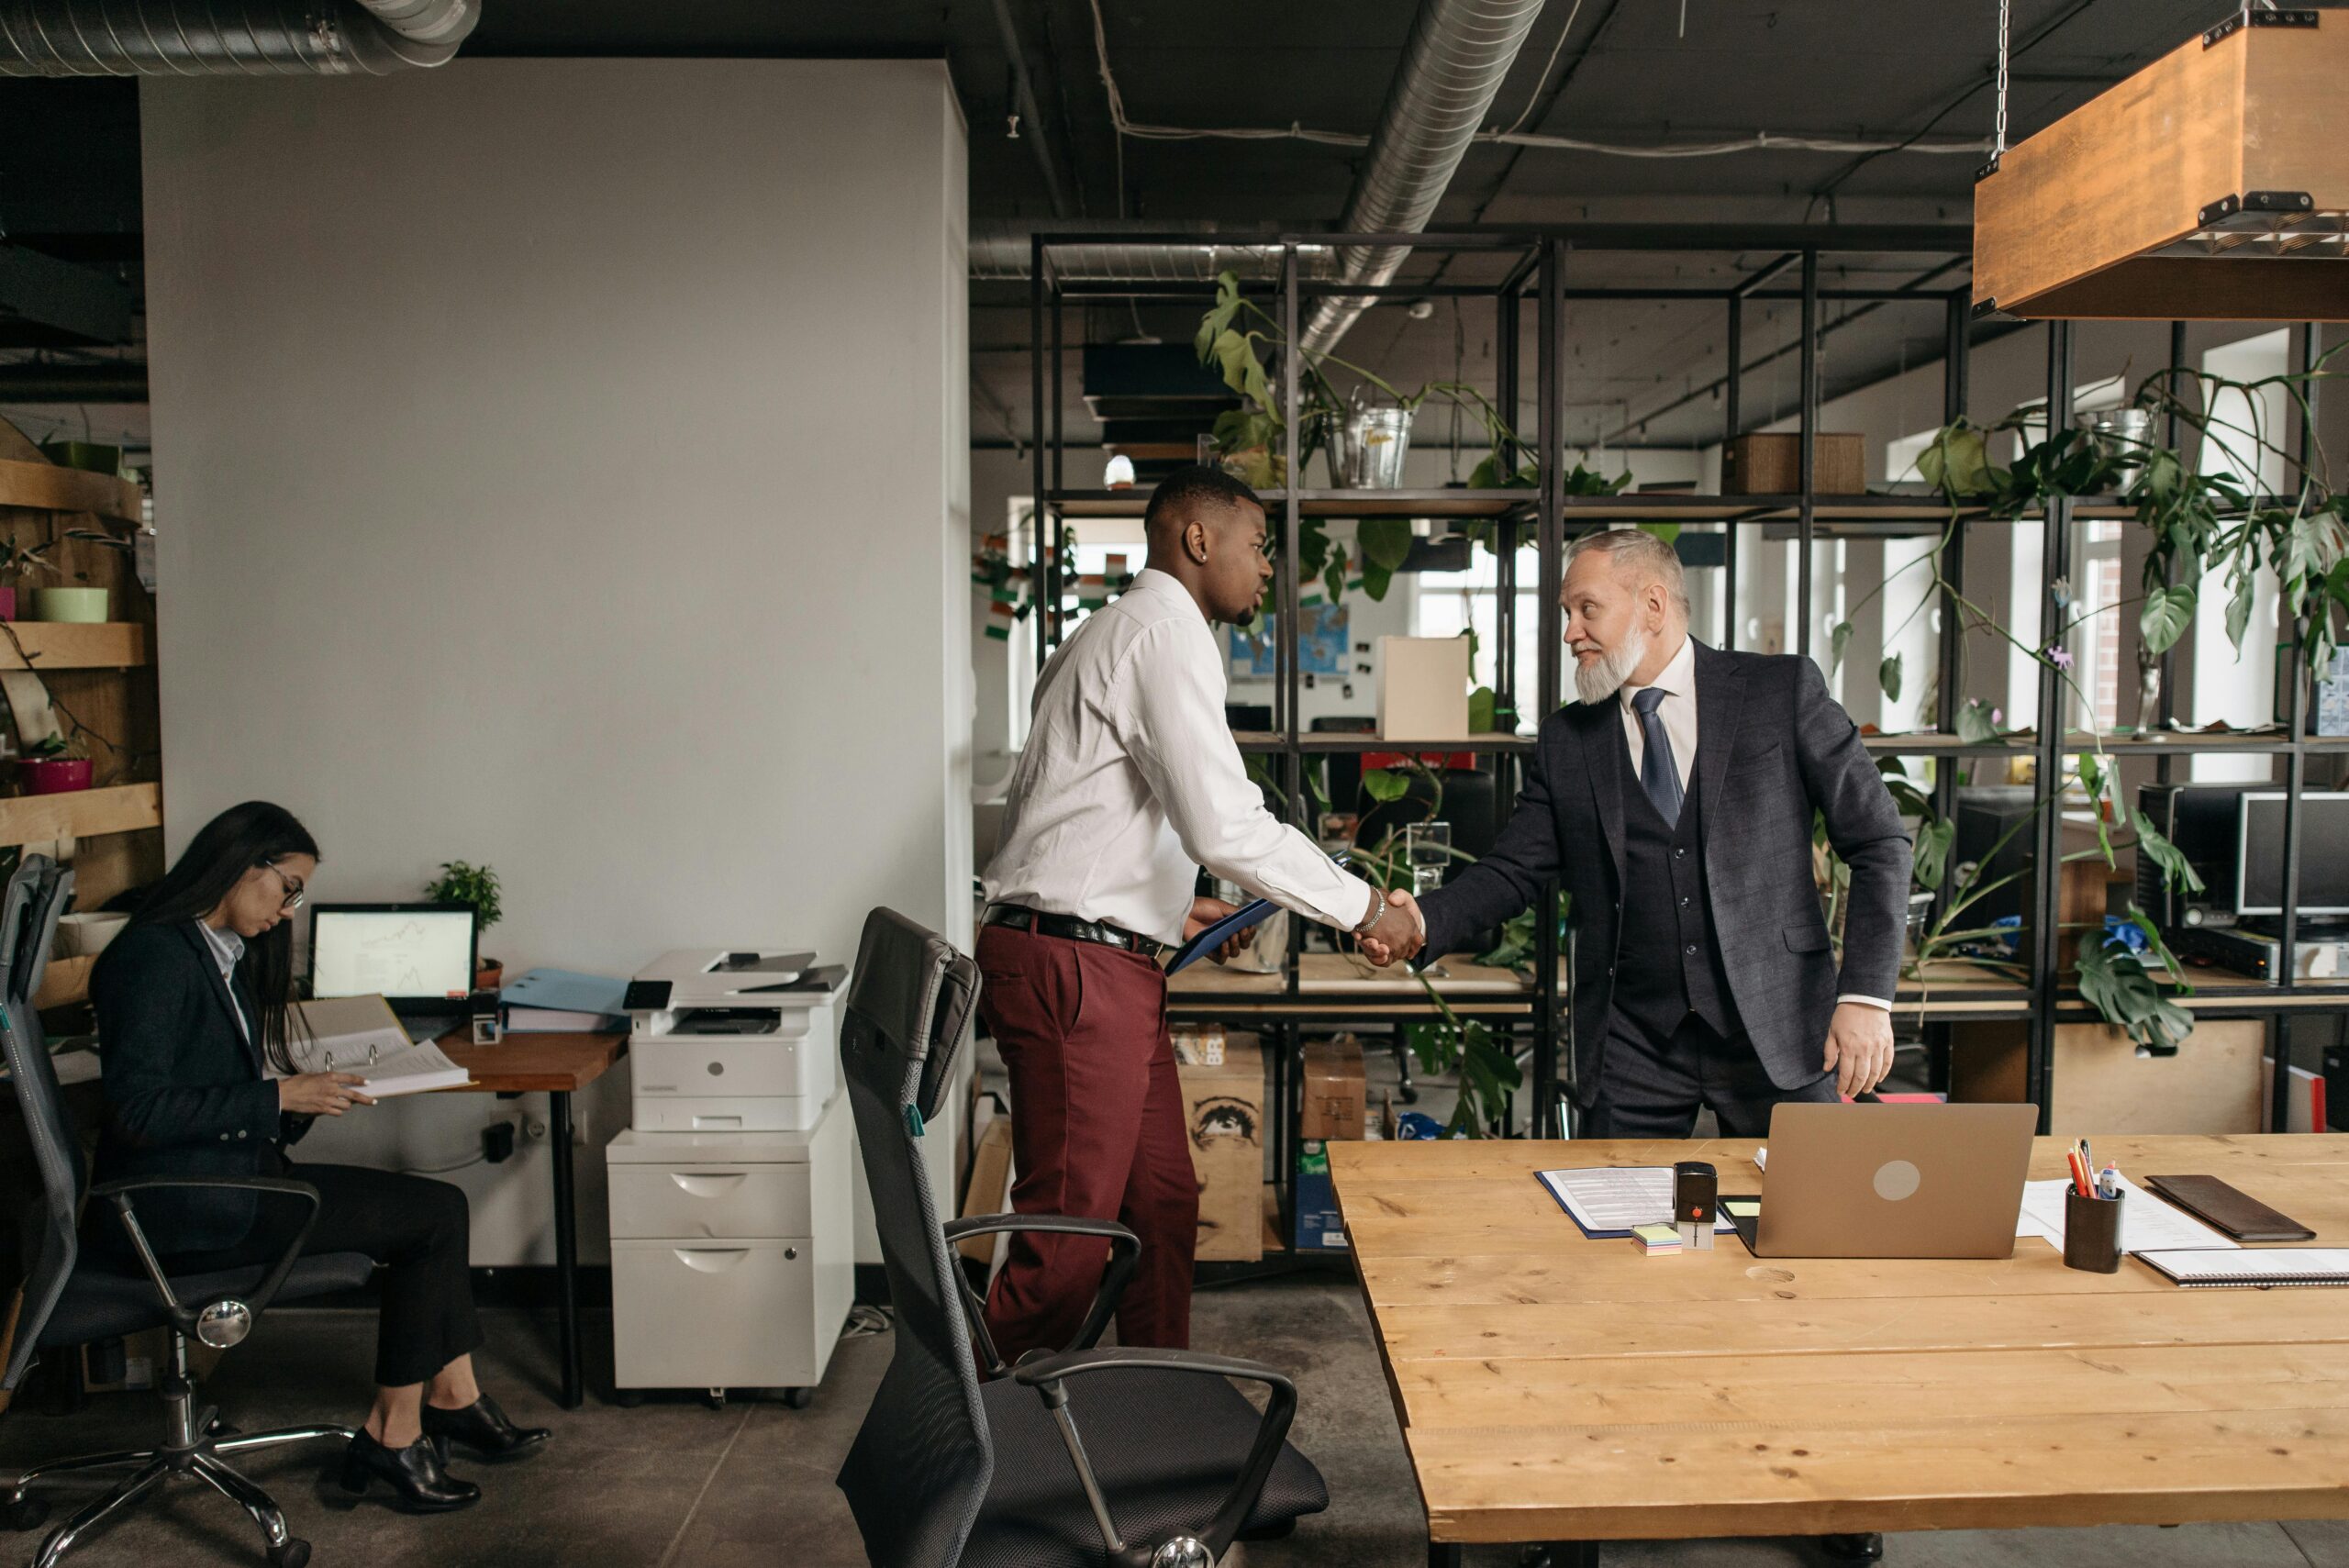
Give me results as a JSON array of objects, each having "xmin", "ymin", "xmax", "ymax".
[
  {"xmin": 1126, "ymin": 567, "xmax": 1203, "ymax": 622},
  {"xmin": 1618, "ymin": 631, "xmax": 1696, "ymax": 712},
  {"xmin": 197, "ymin": 920, "xmax": 244, "ymax": 977}
]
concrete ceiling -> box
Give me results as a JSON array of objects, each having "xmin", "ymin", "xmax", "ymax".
[{"xmin": 0, "ymin": 0, "xmax": 2254, "ymax": 454}]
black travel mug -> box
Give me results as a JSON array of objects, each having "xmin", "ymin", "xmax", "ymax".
[{"xmin": 2063, "ymin": 1186, "xmax": 2124, "ymax": 1273}]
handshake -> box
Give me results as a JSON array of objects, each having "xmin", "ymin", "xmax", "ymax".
[{"xmin": 1358, "ymin": 888, "xmax": 1427, "ymax": 968}]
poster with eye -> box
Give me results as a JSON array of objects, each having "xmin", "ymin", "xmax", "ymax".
[{"xmin": 1232, "ymin": 603, "xmax": 1348, "ymax": 676}]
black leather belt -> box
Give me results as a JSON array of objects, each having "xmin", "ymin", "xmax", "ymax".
[{"xmin": 983, "ymin": 904, "xmax": 1166, "ymax": 960}]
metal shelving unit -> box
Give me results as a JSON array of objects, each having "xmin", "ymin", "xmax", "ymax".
[{"xmin": 1025, "ymin": 225, "xmax": 2341, "ymax": 1218}]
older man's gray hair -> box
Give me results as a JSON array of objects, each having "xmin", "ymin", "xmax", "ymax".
[{"xmin": 1564, "ymin": 527, "xmax": 1689, "ymax": 617}]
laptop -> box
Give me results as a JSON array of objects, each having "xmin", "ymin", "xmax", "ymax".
[
  {"xmin": 1750, "ymin": 1102, "xmax": 2038, "ymax": 1259},
  {"xmin": 307, "ymin": 903, "xmax": 479, "ymax": 1044}
]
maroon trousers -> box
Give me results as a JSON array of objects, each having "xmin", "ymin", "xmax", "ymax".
[{"xmin": 974, "ymin": 923, "xmax": 1196, "ymax": 1361}]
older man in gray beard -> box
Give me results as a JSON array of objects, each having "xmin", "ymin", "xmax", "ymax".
[{"xmin": 1364, "ymin": 527, "xmax": 1913, "ymax": 1140}]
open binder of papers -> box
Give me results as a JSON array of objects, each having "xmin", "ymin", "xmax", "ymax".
[
  {"xmin": 290, "ymin": 995, "xmax": 473, "ymax": 1097},
  {"xmin": 1537, "ymin": 1165, "xmax": 1736, "ymax": 1240}
]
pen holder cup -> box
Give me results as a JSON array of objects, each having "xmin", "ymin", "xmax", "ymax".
[{"xmin": 2063, "ymin": 1187, "xmax": 2125, "ymax": 1273}]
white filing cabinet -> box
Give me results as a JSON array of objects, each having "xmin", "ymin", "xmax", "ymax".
[{"xmin": 606, "ymin": 1092, "xmax": 853, "ymax": 1404}]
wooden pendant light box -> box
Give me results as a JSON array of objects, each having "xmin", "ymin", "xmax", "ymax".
[{"xmin": 1973, "ymin": 10, "xmax": 2349, "ymax": 320}]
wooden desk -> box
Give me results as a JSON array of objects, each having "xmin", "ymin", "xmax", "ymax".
[
  {"xmin": 1330, "ymin": 1133, "xmax": 2349, "ymax": 1561},
  {"xmin": 436, "ymin": 1029, "xmax": 627, "ymax": 1409},
  {"xmin": 1168, "ymin": 951, "xmax": 1545, "ymax": 1018}
]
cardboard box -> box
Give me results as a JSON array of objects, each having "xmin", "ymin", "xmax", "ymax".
[
  {"xmin": 957, "ymin": 1104, "xmax": 1016, "ymax": 1268},
  {"xmin": 1178, "ymin": 1033, "xmax": 1264, "ymax": 1262},
  {"xmin": 1376, "ymin": 636, "xmax": 1471, "ymax": 742},
  {"xmin": 1299, "ymin": 1035, "xmax": 1366, "ymax": 1141},
  {"xmin": 1294, "ymin": 1140, "xmax": 1348, "ymax": 1251},
  {"xmin": 1949, "ymin": 1018, "xmax": 2266, "ymax": 1135},
  {"xmin": 1721, "ymin": 432, "xmax": 1866, "ymax": 496}
]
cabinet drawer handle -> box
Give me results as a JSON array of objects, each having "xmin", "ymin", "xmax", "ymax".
[
  {"xmin": 670, "ymin": 1172, "xmax": 749, "ymax": 1197},
  {"xmin": 673, "ymin": 1249, "xmax": 750, "ymax": 1273}
]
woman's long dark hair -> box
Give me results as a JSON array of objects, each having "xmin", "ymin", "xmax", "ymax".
[{"xmin": 109, "ymin": 801, "xmax": 319, "ymax": 1073}]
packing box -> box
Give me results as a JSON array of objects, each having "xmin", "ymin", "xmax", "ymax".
[
  {"xmin": 1375, "ymin": 636, "xmax": 1471, "ymax": 742},
  {"xmin": 1299, "ymin": 1034, "xmax": 1366, "ymax": 1141},
  {"xmin": 1295, "ymin": 1140, "xmax": 1348, "ymax": 1252},
  {"xmin": 1721, "ymin": 432, "xmax": 1866, "ymax": 495},
  {"xmin": 1178, "ymin": 1032, "xmax": 1264, "ymax": 1262}
]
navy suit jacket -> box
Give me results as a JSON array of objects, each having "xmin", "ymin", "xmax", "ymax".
[
  {"xmin": 91, "ymin": 922, "xmax": 308, "ymax": 1254},
  {"xmin": 1416, "ymin": 639, "xmax": 1913, "ymax": 1096}
]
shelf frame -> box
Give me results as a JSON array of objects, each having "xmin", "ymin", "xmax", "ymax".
[{"xmin": 1024, "ymin": 224, "xmax": 2345, "ymax": 1251}]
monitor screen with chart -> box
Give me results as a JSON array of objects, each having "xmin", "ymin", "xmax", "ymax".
[{"xmin": 308, "ymin": 904, "xmax": 478, "ymax": 1004}]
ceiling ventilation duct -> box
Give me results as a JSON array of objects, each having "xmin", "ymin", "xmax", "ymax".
[
  {"xmin": 1299, "ymin": 0, "xmax": 1547, "ymax": 356},
  {"xmin": 0, "ymin": 0, "xmax": 478, "ymax": 74},
  {"xmin": 1972, "ymin": 8, "xmax": 2348, "ymax": 320}
]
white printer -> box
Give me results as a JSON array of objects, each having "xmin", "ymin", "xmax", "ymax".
[{"xmin": 623, "ymin": 949, "xmax": 843, "ymax": 1133}]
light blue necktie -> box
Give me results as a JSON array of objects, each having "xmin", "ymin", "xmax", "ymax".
[{"xmin": 1631, "ymin": 685, "xmax": 1683, "ymax": 828}]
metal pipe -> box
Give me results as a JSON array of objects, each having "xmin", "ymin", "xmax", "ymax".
[
  {"xmin": 2027, "ymin": 320, "xmax": 2074, "ymax": 1133},
  {"xmin": 1534, "ymin": 237, "xmax": 1564, "ymax": 1140},
  {"xmin": 0, "ymin": 361, "xmax": 148, "ymax": 402},
  {"xmin": 1797, "ymin": 250, "xmax": 1818, "ymax": 659},
  {"xmin": 987, "ymin": 0, "xmax": 1073, "ymax": 219},
  {"xmin": 1298, "ymin": 0, "xmax": 1549, "ymax": 356},
  {"xmin": 0, "ymin": 0, "xmax": 476, "ymax": 74}
]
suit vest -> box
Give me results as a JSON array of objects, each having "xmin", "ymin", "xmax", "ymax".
[{"xmin": 1610, "ymin": 737, "xmax": 1741, "ymax": 1040}]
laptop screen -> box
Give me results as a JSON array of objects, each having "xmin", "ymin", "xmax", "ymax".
[{"xmin": 309, "ymin": 905, "xmax": 477, "ymax": 1005}]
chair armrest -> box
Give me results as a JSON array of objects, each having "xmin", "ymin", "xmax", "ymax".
[
  {"xmin": 1013, "ymin": 1347, "xmax": 1299, "ymax": 1563},
  {"xmin": 87, "ymin": 1176, "xmax": 324, "ymax": 1339},
  {"xmin": 941, "ymin": 1213, "xmax": 1140, "ymax": 1377}
]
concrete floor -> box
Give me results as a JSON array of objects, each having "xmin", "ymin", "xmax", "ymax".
[
  {"xmin": 5, "ymin": 1040, "xmax": 2342, "ymax": 1566},
  {"xmin": 0, "ymin": 1285, "xmax": 2339, "ymax": 1568}
]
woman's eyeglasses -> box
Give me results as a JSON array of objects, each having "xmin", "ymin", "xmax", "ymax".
[{"xmin": 263, "ymin": 862, "xmax": 306, "ymax": 912}]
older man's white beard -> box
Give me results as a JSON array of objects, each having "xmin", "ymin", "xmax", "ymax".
[{"xmin": 1573, "ymin": 625, "xmax": 1649, "ymax": 706}]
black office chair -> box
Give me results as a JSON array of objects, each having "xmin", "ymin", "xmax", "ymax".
[
  {"xmin": 835, "ymin": 908, "xmax": 1328, "ymax": 1568},
  {"xmin": 0, "ymin": 855, "xmax": 374, "ymax": 1568}
]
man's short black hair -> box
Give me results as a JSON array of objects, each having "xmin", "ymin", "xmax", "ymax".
[{"xmin": 1142, "ymin": 464, "xmax": 1264, "ymax": 537}]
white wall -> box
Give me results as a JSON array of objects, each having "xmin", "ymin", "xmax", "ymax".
[{"xmin": 141, "ymin": 59, "xmax": 972, "ymax": 1264}]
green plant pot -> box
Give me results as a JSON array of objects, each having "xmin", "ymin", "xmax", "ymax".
[{"xmin": 28, "ymin": 588, "xmax": 108, "ymax": 624}]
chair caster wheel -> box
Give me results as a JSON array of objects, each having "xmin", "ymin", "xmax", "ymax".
[
  {"xmin": 610, "ymin": 1388, "xmax": 645, "ymax": 1408},
  {"xmin": 1398, "ymin": 1086, "xmax": 1420, "ymax": 1105},
  {"xmin": 780, "ymin": 1386, "xmax": 812, "ymax": 1410},
  {"xmin": 703, "ymin": 1390, "xmax": 726, "ymax": 1411},
  {"xmin": 269, "ymin": 1539, "xmax": 311, "ymax": 1568},
  {"xmin": 6, "ymin": 1497, "xmax": 50, "ymax": 1531}
]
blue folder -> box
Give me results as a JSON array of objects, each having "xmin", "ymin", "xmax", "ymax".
[{"xmin": 1164, "ymin": 851, "xmax": 1353, "ymax": 975}]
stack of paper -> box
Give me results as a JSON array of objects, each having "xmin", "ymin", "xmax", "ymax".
[
  {"xmin": 501, "ymin": 969, "xmax": 628, "ymax": 1032},
  {"xmin": 1630, "ymin": 1223, "xmax": 1682, "ymax": 1256},
  {"xmin": 2014, "ymin": 1174, "xmax": 2239, "ymax": 1254}
]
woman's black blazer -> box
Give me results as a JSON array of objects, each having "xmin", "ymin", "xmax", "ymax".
[{"xmin": 90, "ymin": 922, "xmax": 307, "ymax": 1255}]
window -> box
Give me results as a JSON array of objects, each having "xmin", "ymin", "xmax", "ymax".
[
  {"xmin": 1413, "ymin": 541, "xmax": 1538, "ymax": 726},
  {"xmin": 2188, "ymin": 330, "xmax": 2291, "ymax": 783}
]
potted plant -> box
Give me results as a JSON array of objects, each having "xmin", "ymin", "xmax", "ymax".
[
  {"xmin": 424, "ymin": 860, "xmax": 506, "ymax": 989},
  {"xmin": 17, "ymin": 734, "xmax": 91, "ymax": 795}
]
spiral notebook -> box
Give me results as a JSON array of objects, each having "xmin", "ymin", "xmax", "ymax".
[{"xmin": 2134, "ymin": 1248, "xmax": 2349, "ymax": 1288}]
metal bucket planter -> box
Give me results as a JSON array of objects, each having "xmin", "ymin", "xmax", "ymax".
[{"xmin": 1343, "ymin": 406, "xmax": 1415, "ymax": 489}]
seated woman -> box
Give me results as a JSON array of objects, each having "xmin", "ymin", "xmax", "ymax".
[{"xmin": 90, "ymin": 801, "xmax": 549, "ymax": 1513}]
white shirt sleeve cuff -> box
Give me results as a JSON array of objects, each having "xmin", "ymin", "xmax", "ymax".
[{"xmin": 1836, "ymin": 994, "xmax": 1893, "ymax": 1011}]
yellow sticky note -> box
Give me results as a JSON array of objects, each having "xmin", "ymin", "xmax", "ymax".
[{"xmin": 1724, "ymin": 1200, "xmax": 1761, "ymax": 1218}]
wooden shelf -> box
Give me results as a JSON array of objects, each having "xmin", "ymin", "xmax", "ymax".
[
  {"xmin": 1863, "ymin": 728, "xmax": 2349, "ymax": 758},
  {"xmin": 0, "ymin": 784, "xmax": 161, "ymax": 847},
  {"xmin": 0, "ymin": 623, "xmax": 150, "ymax": 671},
  {"xmin": 33, "ymin": 954, "xmax": 94, "ymax": 1010},
  {"xmin": 1046, "ymin": 487, "xmax": 2141, "ymax": 527},
  {"xmin": 0, "ymin": 459, "xmax": 141, "ymax": 525}
]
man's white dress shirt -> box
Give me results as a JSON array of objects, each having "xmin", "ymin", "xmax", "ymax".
[
  {"xmin": 1616, "ymin": 634, "xmax": 1889, "ymax": 1013},
  {"xmin": 984, "ymin": 569, "xmax": 1379, "ymax": 948}
]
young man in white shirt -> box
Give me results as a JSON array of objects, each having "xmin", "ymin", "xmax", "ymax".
[{"xmin": 977, "ymin": 466, "xmax": 1394, "ymax": 1359}]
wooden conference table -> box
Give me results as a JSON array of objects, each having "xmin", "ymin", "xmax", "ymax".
[
  {"xmin": 435, "ymin": 1029, "xmax": 627, "ymax": 1411},
  {"xmin": 1330, "ymin": 1134, "xmax": 2349, "ymax": 1562}
]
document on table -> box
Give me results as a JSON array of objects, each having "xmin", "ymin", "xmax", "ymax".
[
  {"xmin": 290, "ymin": 995, "xmax": 473, "ymax": 1097},
  {"xmin": 1537, "ymin": 1166, "xmax": 1736, "ymax": 1239},
  {"xmin": 2014, "ymin": 1174, "xmax": 2238, "ymax": 1254}
]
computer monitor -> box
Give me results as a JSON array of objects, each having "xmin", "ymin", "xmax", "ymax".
[
  {"xmin": 2235, "ymin": 793, "xmax": 2349, "ymax": 917},
  {"xmin": 308, "ymin": 903, "xmax": 478, "ymax": 1006},
  {"xmin": 1950, "ymin": 785, "xmax": 2037, "ymax": 926}
]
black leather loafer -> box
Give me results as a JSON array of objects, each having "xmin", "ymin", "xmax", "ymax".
[
  {"xmin": 421, "ymin": 1394, "xmax": 551, "ymax": 1464},
  {"xmin": 339, "ymin": 1429, "xmax": 482, "ymax": 1513},
  {"xmin": 1820, "ymin": 1533, "xmax": 1885, "ymax": 1562}
]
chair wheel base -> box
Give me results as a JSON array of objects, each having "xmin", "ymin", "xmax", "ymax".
[
  {"xmin": 1820, "ymin": 1534, "xmax": 1884, "ymax": 1562},
  {"xmin": 779, "ymin": 1387, "xmax": 813, "ymax": 1410},
  {"xmin": 609, "ymin": 1388, "xmax": 646, "ymax": 1409},
  {"xmin": 6, "ymin": 1497, "xmax": 49, "ymax": 1532},
  {"xmin": 269, "ymin": 1539, "xmax": 310, "ymax": 1568}
]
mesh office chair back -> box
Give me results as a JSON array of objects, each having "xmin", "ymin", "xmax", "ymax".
[
  {"xmin": 835, "ymin": 907, "xmax": 986, "ymax": 1568},
  {"xmin": 1, "ymin": 856, "xmax": 82, "ymax": 1393}
]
